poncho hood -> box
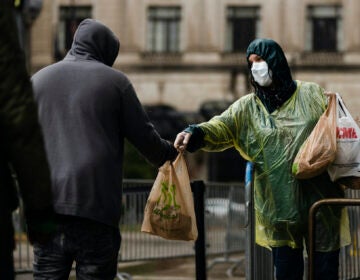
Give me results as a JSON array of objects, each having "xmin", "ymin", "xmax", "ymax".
[
  {"xmin": 246, "ymin": 38, "xmax": 296, "ymax": 113},
  {"xmin": 67, "ymin": 18, "xmax": 120, "ymax": 67},
  {"xmin": 246, "ymin": 38, "xmax": 293, "ymax": 87}
]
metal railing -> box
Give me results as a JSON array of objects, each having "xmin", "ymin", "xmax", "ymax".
[
  {"xmin": 245, "ymin": 162, "xmax": 274, "ymax": 280},
  {"xmin": 308, "ymin": 196, "xmax": 360, "ymax": 280},
  {"xmin": 14, "ymin": 179, "xmax": 246, "ymax": 277},
  {"xmin": 243, "ymin": 162, "xmax": 360, "ymax": 280},
  {"xmin": 14, "ymin": 177, "xmax": 360, "ymax": 280}
]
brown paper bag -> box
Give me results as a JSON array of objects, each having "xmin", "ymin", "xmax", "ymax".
[
  {"xmin": 292, "ymin": 93, "xmax": 337, "ymax": 179},
  {"xmin": 141, "ymin": 153, "xmax": 198, "ymax": 241}
]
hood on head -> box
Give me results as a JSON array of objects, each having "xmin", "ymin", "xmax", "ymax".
[
  {"xmin": 246, "ymin": 38, "xmax": 293, "ymax": 87},
  {"xmin": 69, "ymin": 18, "xmax": 120, "ymax": 66}
]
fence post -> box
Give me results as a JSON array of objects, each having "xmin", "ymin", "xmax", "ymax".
[
  {"xmin": 308, "ymin": 198, "xmax": 360, "ymax": 280},
  {"xmin": 191, "ymin": 180, "xmax": 207, "ymax": 280},
  {"xmin": 245, "ymin": 162, "xmax": 254, "ymax": 280}
]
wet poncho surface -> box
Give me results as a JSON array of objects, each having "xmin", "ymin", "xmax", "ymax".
[{"xmin": 198, "ymin": 81, "xmax": 350, "ymax": 251}]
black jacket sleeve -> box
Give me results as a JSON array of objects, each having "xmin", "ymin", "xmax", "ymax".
[
  {"xmin": 121, "ymin": 84, "xmax": 177, "ymax": 166},
  {"xmin": 184, "ymin": 124, "xmax": 205, "ymax": 152}
]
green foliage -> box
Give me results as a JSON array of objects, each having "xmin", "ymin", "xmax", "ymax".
[{"xmin": 123, "ymin": 140, "xmax": 157, "ymax": 179}]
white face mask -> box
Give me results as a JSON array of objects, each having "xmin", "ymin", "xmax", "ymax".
[{"xmin": 251, "ymin": 61, "xmax": 272, "ymax": 87}]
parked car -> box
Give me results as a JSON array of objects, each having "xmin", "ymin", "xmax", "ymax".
[{"xmin": 205, "ymin": 198, "xmax": 245, "ymax": 218}]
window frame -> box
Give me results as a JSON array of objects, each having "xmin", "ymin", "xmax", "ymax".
[
  {"xmin": 146, "ymin": 6, "xmax": 182, "ymax": 54},
  {"xmin": 55, "ymin": 5, "xmax": 92, "ymax": 60},
  {"xmin": 225, "ymin": 6, "xmax": 260, "ymax": 53},
  {"xmin": 306, "ymin": 5, "xmax": 343, "ymax": 52}
]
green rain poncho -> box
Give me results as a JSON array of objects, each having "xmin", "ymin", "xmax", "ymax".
[{"xmin": 195, "ymin": 39, "xmax": 350, "ymax": 251}]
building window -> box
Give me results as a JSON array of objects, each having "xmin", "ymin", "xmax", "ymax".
[
  {"xmin": 146, "ymin": 6, "xmax": 181, "ymax": 53},
  {"xmin": 55, "ymin": 6, "xmax": 92, "ymax": 60},
  {"xmin": 225, "ymin": 6, "xmax": 260, "ymax": 52},
  {"xmin": 306, "ymin": 6, "xmax": 342, "ymax": 52}
]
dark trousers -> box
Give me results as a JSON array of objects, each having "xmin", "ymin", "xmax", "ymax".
[
  {"xmin": 272, "ymin": 246, "xmax": 340, "ymax": 280},
  {"xmin": 33, "ymin": 215, "xmax": 121, "ymax": 280},
  {"xmin": 0, "ymin": 211, "xmax": 15, "ymax": 280}
]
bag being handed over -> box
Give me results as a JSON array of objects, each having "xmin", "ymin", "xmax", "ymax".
[
  {"xmin": 328, "ymin": 93, "xmax": 360, "ymax": 189},
  {"xmin": 292, "ymin": 93, "xmax": 337, "ymax": 179},
  {"xmin": 141, "ymin": 153, "xmax": 198, "ymax": 241}
]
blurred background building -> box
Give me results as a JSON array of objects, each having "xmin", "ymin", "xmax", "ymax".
[{"xmin": 20, "ymin": 0, "xmax": 360, "ymax": 181}]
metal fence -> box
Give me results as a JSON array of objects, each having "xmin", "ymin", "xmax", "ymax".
[
  {"xmin": 338, "ymin": 189, "xmax": 360, "ymax": 280},
  {"xmin": 14, "ymin": 179, "xmax": 246, "ymax": 275},
  {"xmin": 245, "ymin": 164, "xmax": 360, "ymax": 280},
  {"xmin": 120, "ymin": 180, "xmax": 246, "ymax": 262},
  {"xmin": 249, "ymin": 188, "xmax": 360, "ymax": 280},
  {"xmin": 13, "ymin": 179, "xmax": 360, "ymax": 280}
]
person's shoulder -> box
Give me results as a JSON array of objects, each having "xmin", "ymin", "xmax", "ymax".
[
  {"xmin": 108, "ymin": 67, "xmax": 133, "ymax": 88},
  {"xmin": 91, "ymin": 64, "xmax": 131, "ymax": 88},
  {"xmin": 235, "ymin": 92, "xmax": 257, "ymax": 108},
  {"xmin": 240, "ymin": 92, "xmax": 256, "ymax": 102},
  {"xmin": 296, "ymin": 80, "xmax": 324, "ymax": 99},
  {"xmin": 32, "ymin": 61, "xmax": 63, "ymax": 79},
  {"xmin": 296, "ymin": 80, "xmax": 326, "ymax": 107},
  {"xmin": 220, "ymin": 93, "xmax": 256, "ymax": 115},
  {"xmin": 103, "ymin": 68, "xmax": 141, "ymax": 96},
  {"xmin": 107, "ymin": 66, "xmax": 127, "ymax": 78},
  {"xmin": 297, "ymin": 80, "xmax": 323, "ymax": 93},
  {"xmin": 98, "ymin": 63, "xmax": 125, "ymax": 78}
]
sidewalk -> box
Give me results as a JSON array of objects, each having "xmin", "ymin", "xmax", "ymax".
[
  {"xmin": 16, "ymin": 254, "xmax": 246, "ymax": 280},
  {"xmin": 117, "ymin": 255, "xmax": 246, "ymax": 280}
]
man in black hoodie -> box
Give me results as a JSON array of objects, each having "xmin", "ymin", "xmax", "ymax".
[{"xmin": 32, "ymin": 19, "xmax": 177, "ymax": 279}]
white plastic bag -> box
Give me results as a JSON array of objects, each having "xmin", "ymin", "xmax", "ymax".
[{"xmin": 327, "ymin": 93, "xmax": 360, "ymax": 185}]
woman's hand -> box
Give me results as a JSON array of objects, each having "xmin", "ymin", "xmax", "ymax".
[{"xmin": 174, "ymin": 131, "xmax": 192, "ymax": 152}]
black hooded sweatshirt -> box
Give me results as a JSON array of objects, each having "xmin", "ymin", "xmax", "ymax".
[{"xmin": 32, "ymin": 19, "xmax": 177, "ymax": 227}]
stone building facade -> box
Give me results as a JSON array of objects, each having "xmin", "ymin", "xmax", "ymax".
[
  {"xmin": 29, "ymin": 0, "xmax": 360, "ymax": 181},
  {"xmin": 30, "ymin": 0, "xmax": 360, "ymax": 118}
]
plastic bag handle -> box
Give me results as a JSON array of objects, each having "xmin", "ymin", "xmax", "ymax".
[{"xmin": 335, "ymin": 92, "xmax": 353, "ymax": 120}]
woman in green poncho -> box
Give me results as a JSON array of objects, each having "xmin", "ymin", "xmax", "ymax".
[{"xmin": 174, "ymin": 38, "xmax": 350, "ymax": 280}]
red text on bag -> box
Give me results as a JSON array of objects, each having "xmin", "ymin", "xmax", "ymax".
[{"xmin": 336, "ymin": 127, "xmax": 358, "ymax": 139}]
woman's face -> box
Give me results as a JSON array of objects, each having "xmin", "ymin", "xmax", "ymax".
[{"xmin": 248, "ymin": 54, "xmax": 273, "ymax": 87}]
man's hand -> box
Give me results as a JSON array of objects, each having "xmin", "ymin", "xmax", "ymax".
[{"xmin": 174, "ymin": 132, "xmax": 192, "ymax": 152}]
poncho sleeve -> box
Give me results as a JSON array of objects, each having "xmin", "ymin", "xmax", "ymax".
[
  {"xmin": 197, "ymin": 96, "xmax": 255, "ymax": 162},
  {"xmin": 198, "ymin": 102, "xmax": 239, "ymax": 152}
]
